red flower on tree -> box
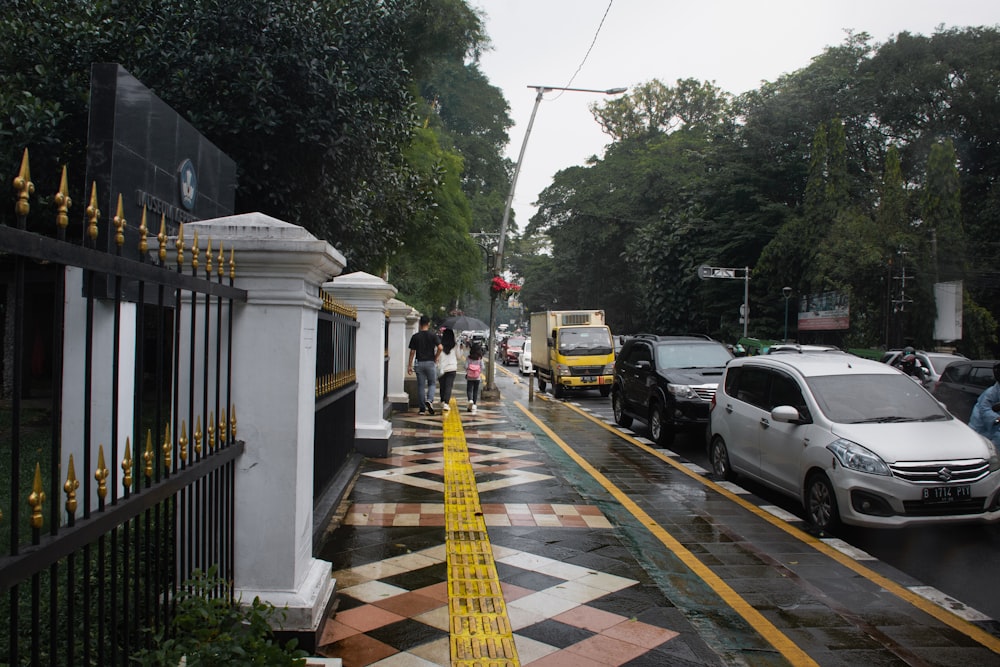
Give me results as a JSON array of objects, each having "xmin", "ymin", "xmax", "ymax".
[{"xmin": 490, "ymin": 275, "xmax": 521, "ymax": 296}]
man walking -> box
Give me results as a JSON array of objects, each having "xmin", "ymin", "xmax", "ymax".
[{"xmin": 407, "ymin": 315, "xmax": 441, "ymax": 415}]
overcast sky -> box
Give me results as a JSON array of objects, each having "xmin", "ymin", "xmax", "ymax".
[{"xmin": 471, "ymin": 0, "xmax": 1000, "ymax": 232}]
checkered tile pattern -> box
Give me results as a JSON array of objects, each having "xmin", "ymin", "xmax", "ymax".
[
  {"xmin": 321, "ymin": 544, "xmax": 679, "ymax": 666},
  {"xmin": 345, "ymin": 502, "xmax": 614, "ymax": 528}
]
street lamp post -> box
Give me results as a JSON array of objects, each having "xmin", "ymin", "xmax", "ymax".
[
  {"xmin": 782, "ymin": 286, "xmax": 793, "ymax": 341},
  {"xmin": 483, "ymin": 84, "xmax": 627, "ymax": 396}
]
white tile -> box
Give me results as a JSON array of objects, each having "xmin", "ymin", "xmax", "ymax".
[
  {"xmin": 575, "ymin": 571, "xmax": 637, "ymax": 593},
  {"xmin": 512, "ymin": 634, "xmax": 560, "ymax": 663},
  {"xmin": 541, "ymin": 580, "xmax": 608, "ymax": 604},
  {"xmin": 507, "ymin": 590, "xmax": 580, "ymax": 619},
  {"xmin": 506, "ymin": 605, "xmax": 548, "ymax": 630},
  {"xmin": 909, "ymin": 586, "xmax": 991, "ymax": 622},
  {"xmin": 412, "ymin": 606, "xmax": 451, "ymax": 631},
  {"xmin": 415, "ymin": 544, "xmax": 448, "ymax": 562},
  {"xmin": 536, "ymin": 561, "xmax": 595, "ymax": 581},
  {"xmin": 369, "ymin": 652, "xmax": 441, "ymax": 666},
  {"xmin": 381, "ymin": 552, "xmax": 441, "ymax": 572},
  {"xmin": 497, "ymin": 551, "xmax": 558, "ymax": 572},
  {"xmin": 338, "ymin": 580, "xmax": 408, "ymax": 603}
]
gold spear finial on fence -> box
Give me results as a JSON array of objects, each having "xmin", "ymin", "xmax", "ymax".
[
  {"xmin": 194, "ymin": 415, "xmax": 203, "ymax": 455},
  {"xmin": 229, "ymin": 248, "xmax": 236, "ymax": 280},
  {"xmin": 162, "ymin": 423, "xmax": 172, "ymax": 470},
  {"xmin": 206, "ymin": 238, "xmax": 213, "ymax": 276},
  {"xmin": 64, "ymin": 454, "xmax": 79, "ymax": 516},
  {"xmin": 191, "ymin": 231, "xmax": 200, "ymax": 272},
  {"xmin": 208, "ymin": 411, "xmax": 216, "ymax": 450},
  {"xmin": 138, "ymin": 206, "xmax": 148, "ymax": 254},
  {"xmin": 95, "ymin": 445, "xmax": 110, "ymax": 501},
  {"xmin": 231, "ymin": 405, "xmax": 237, "ymax": 439},
  {"xmin": 86, "ymin": 182, "xmax": 100, "ymax": 243},
  {"xmin": 144, "ymin": 430, "xmax": 154, "ymax": 479},
  {"xmin": 218, "ymin": 242, "xmax": 225, "ymax": 278},
  {"xmin": 219, "ymin": 408, "xmax": 227, "ymax": 444},
  {"xmin": 179, "ymin": 420, "xmax": 188, "ymax": 462},
  {"xmin": 113, "ymin": 194, "xmax": 126, "ymax": 248},
  {"xmin": 55, "ymin": 165, "xmax": 71, "ymax": 230},
  {"xmin": 175, "ymin": 223, "xmax": 185, "ymax": 268},
  {"xmin": 122, "ymin": 437, "xmax": 133, "ymax": 490},
  {"xmin": 157, "ymin": 215, "xmax": 167, "ymax": 264},
  {"xmin": 28, "ymin": 463, "xmax": 45, "ymax": 529},
  {"xmin": 13, "ymin": 148, "xmax": 34, "ymax": 219}
]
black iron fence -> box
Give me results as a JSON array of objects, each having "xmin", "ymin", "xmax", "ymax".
[
  {"xmin": 0, "ymin": 150, "xmax": 247, "ymax": 666},
  {"xmin": 314, "ymin": 293, "xmax": 358, "ymax": 500}
]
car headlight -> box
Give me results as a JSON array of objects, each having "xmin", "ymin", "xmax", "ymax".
[
  {"xmin": 982, "ymin": 436, "xmax": 1000, "ymax": 472},
  {"xmin": 556, "ymin": 364, "xmax": 571, "ymax": 377},
  {"xmin": 602, "ymin": 363, "xmax": 614, "ymax": 374},
  {"xmin": 827, "ymin": 438, "xmax": 890, "ymax": 476},
  {"xmin": 667, "ymin": 383, "xmax": 698, "ymax": 399}
]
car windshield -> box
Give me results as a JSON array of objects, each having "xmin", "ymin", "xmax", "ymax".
[
  {"xmin": 806, "ymin": 373, "xmax": 951, "ymax": 423},
  {"xmin": 925, "ymin": 355, "xmax": 958, "ymax": 374},
  {"xmin": 507, "ymin": 337, "xmax": 525, "ymax": 349},
  {"xmin": 655, "ymin": 343, "xmax": 732, "ymax": 369},
  {"xmin": 558, "ymin": 327, "xmax": 613, "ymax": 356}
]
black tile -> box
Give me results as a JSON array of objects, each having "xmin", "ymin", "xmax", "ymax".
[
  {"xmin": 381, "ymin": 563, "xmax": 448, "ymax": 590},
  {"xmin": 516, "ymin": 619, "xmax": 595, "ymax": 649},
  {"xmin": 504, "ymin": 569, "xmax": 567, "ymax": 591},
  {"xmin": 366, "ymin": 618, "xmax": 448, "ymax": 652},
  {"xmin": 331, "ymin": 593, "xmax": 366, "ymax": 613}
]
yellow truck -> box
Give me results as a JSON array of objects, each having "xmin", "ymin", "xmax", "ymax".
[{"xmin": 529, "ymin": 310, "xmax": 616, "ymax": 398}]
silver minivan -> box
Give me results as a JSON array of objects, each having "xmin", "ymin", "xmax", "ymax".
[{"xmin": 709, "ymin": 352, "xmax": 1000, "ymax": 530}]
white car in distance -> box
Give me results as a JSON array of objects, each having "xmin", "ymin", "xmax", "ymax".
[{"xmin": 519, "ymin": 339, "xmax": 533, "ymax": 376}]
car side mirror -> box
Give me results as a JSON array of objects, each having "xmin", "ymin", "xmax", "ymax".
[
  {"xmin": 635, "ymin": 360, "xmax": 651, "ymax": 370},
  {"xmin": 771, "ymin": 405, "xmax": 803, "ymax": 424},
  {"xmin": 547, "ymin": 338, "xmax": 554, "ymax": 348}
]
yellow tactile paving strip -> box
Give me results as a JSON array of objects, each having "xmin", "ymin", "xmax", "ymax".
[{"xmin": 442, "ymin": 400, "xmax": 520, "ymax": 667}]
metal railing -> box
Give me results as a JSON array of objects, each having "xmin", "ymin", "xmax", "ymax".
[{"xmin": 0, "ymin": 150, "xmax": 247, "ymax": 666}]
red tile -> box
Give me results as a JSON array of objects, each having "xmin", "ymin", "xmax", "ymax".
[
  {"xmin": 524, "ymin": 649, "xmax": 607, "ymax": 667},
  {"xmin": 370, "ymin": 590, "xmax": 443, "ymax": 617},
  {"xmin": 602, "ymin": 619, "xmax": 679, "ymax": 649},
  {"xmin": 320, "ymin": 633, "xmax": 397, "ymax": 667},
  {"xmin": 334, "ymin": 604, "xmax": 406, "ymax": 632},
  {"xmin": 565, "ymin": 635, "xmax": 647, "ymax": 665},
  {"xmin": 499, "ymin": 582, "xmax": 536, "ymax": 601},
  {"xmin": 396, "ymin": 503, "xmax": 422, "ymax": 514},
  {"xmin": 317, "ymin": 619, "xmax": 360, "ymax": 646},
  {"xmin": 414, "ymin": 581, "xmax": 450, "ymax": 603},
  {"xmin": 553, "ymin": 606, "xmax": 628, "ymax": 633},
  {"xmin": 559, "ymin": 516, "xmax": 588, "ymax": 527}
]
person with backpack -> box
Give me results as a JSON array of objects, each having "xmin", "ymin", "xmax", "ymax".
[
  {"xmin": 407, "ymin": 315, "xmax": 441, "ymax": 415},
  {"xmin": 465, "ymin": 343, "xmax": 484, "ymax": 414}
]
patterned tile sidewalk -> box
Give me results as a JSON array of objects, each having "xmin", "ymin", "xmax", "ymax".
[{"xmin": 315, "ymin": 401, "xmax": 723, "ymax": 667}]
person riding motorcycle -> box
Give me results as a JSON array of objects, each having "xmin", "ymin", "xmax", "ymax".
[
  {"xmin": 969, "ymin": 362, "xmax": 1000, "ymax": 446},
  {"xmin": 898, "ymin": 346, "xmax": 928, "ymax": 384}
]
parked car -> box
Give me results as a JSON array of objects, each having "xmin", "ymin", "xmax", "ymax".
[
  {"xmin": 709, "ymin": 352, "xmax": 1000, "ymax": 530},
  {"xmin": 881, "ymin": 349, "xmax": 965, "ymax": 385},
  {"xmin": 501, "ymin": 336, "xmax": 526, "ymax": 365},
  {"xmin": 612, "ymin": 334, "xmax": 733, "ymax": 446},
  {"xmin": 932, "ymin": 360, "xmax": 1000, "ymax": 423},
  {"xmin": 519, "ymin": 339, "xmax": 533, "ymax": 375}
]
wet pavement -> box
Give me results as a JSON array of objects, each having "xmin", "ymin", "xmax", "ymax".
[{"xmin": 315, "ymin": 370, "xmax": 1000, "ymax": 666}]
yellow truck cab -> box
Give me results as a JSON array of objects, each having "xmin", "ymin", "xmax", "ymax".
[{"xmin": 529, "ymin": 310, "xmax": 615, "ymax": 398}]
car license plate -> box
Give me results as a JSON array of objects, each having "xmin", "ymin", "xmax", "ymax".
[
  {"xmin": 582, "ymin": 376, "xmax": 595, "ymax": 383},
  {"xmin": 922, "ymin": 485, "xmax": 971, "ymax": 503}
]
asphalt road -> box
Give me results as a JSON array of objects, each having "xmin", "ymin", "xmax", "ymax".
[{"xmin": 496, "ymin": 366, "xmax": 1000, "ymax": 622}]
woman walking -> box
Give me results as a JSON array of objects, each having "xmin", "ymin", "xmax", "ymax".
[
  {"xmin": 437, "ymin": 328, "xmax": 459, "ymax": 412},
  {"xmin": 465, "ymin": 343, "xmax": 483, "ymax": 414}
]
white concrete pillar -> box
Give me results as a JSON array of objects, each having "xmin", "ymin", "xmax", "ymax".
[
  {"xmin": 386, "ymin": 298, "xmax": 413, "ymax": 411},
  {"xmin": 180, "ymin": 213, "xmax": 345, "ymax": 638},
  {"xmin": 327, "ymin": 272, "xmax": 396, "ymax": 457}
]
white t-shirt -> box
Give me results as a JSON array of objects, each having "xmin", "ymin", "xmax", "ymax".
[{"xmin": 438, "ymin": 348, "xmax": 458, "ymax": 373}]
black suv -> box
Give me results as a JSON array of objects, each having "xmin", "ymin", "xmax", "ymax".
[{"xmin": 611, "ymin": 334, "xmax": 733, "ymax": 446}]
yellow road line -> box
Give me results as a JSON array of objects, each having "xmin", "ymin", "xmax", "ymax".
[
  {"xmin": 549, "ymin": 397, "xmax": 1000, "ymax": 655},
  {"xmin": 516, "ymin": 400, "xmax": 817, "ymax": 666},
  {"xmin": 443, "ymin": 399, "xmax": 520, "ymax": 666}
]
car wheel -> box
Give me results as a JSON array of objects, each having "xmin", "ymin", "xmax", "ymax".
[
  {"xmin": 612, "ymin": 391, "xmax": 633, "ymax": 428},
  {"xmin": 649, "ymin": 403, "xmax": 674, "ymax": 447},
  {"xmin": 599, "ymin": 386, "xmax": 611, "ymax": 397},
  {"xmin": 709, "ymin": 437, "xmax": 734, "ymax": 481},
  {"xmin": 805, "ymin": 472, "xmax": 841, "ymax": 532},
  {"xmin": 553, "ymin": 382, "xmax": 565, "ymax": 399}
]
